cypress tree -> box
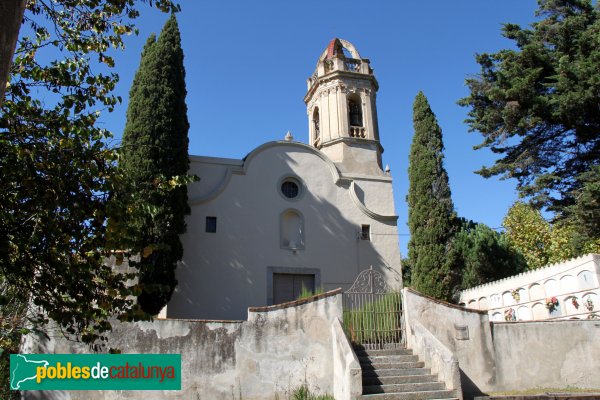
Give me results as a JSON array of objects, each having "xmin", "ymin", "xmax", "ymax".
[
  {"xmin": 120, "ymin": 14, "xmax": 190, "ymax": 315},
  {"xmin": 407, "ymin": 92, "xmax": 458, "ymax": 301}
]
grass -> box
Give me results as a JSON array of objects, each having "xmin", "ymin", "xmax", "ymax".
[
  {"xmin": 342, "ymin": 292, "xmax": 402, "ymax": 345},
  {"xmin": 292, "ymin": 384, "xmax": 334, "ymax": 400},
  {"xmin": 297, "ymin": 285, "xmax": 324, "ymax": 301}
]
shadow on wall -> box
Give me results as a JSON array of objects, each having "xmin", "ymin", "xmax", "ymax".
[
  {"xmin": 459, "ymin": 370, "xmax": 485, "ymax": 400},
  {"xmin": 170, "ymin": 149, "xmax": 402, "ymax": 320}
]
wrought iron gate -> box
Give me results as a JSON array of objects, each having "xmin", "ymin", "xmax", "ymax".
[{"xmin": 343, "ymin": 267, "xmax": 405, "ymax": 349}]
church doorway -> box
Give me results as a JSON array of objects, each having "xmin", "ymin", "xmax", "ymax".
[
  {"xmin": 272, "ymin": 273, "xmax": 315, "ymax": 304},
  {"xmin": 266, "ymin": 267, "xmax": 321, "ymax": 306}
]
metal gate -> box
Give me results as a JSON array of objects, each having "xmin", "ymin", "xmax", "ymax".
[{"xmin": 342, "ymin": 267, "xmax": 405, "ymax": 349}]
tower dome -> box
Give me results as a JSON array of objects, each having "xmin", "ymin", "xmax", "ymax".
[{"xmin": 304, "ymin": 39, "xmax": 383, "ymax": 175}]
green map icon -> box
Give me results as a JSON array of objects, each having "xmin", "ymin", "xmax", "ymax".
[{"xmin": 10, "ymin": 354, "xmax": 49, "ymax": 390}]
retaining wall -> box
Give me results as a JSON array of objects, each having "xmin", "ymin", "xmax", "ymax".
[
  {"xmin": 404, "ymin": 288, "xmax": 600, "ymax": 398},
  {"xmin": 22, "ymin": 289, "xmax": 344, "ymax": 400}
]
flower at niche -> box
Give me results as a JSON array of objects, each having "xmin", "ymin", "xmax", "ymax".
[
  {"xmin": 572, "ymin": 297, "xmax": 579, "ymax": 309},
  {"xmin": 585, "ymin": 298, "xmax": 594, "ymax": 312},
  {"xmin": 511, "ymin": 289, "xmax": 520, "ymax": 302},
  {"xmin": 504, "ymin": 308, "xmax": 516, "ymax": 322},
  {"xmin": 545, "ymin": 297, "xmax": 559, "ymax": 313}
]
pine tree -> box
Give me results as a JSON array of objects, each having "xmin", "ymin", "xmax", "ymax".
[
  {"xmin": 453, "ymin": 219, "xmax": 526, "ymax": 289},
  {"xmin": 407, "ymin": 92, "xmax": 458, "ymax": 301},
  {"xmin": 459, "ymin": 0, "xmax": 600, "ymax": 215},
  {"xmin": 120, "ymin": 14, "xmax": 190, "ymax": 315}
]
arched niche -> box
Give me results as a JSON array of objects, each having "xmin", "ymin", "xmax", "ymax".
[
  {"xmin": 582, "ymin": 292, "xmax": 598, "ymax": 311},
  {"xmin": 517, "ymin": 306, "xmax": 532, "ymax": 321},
  {"xmin": 502, "ymin": 291, "xmax": 514, "ymax": 306},
  {"xmin": 479, "ymin": 297, "xmax": 489, "ymax": 310},
  {"xmin": 517, "ymin": 287, "xmax": 529, "ymax": 303},
  {"xmin": 529, "ymin": 283, "xmax": 545, "ymax": 301},
  {"xmin": 544, "ymin": 279, "xmax": 559, "ymax": 297},
  {"xmin": 312, "ymin": 107, "xmax": 320, "ymax": 144},
  {"xmin": 560, "ymin": 275, "xmax": 577, "ymax": 293},
  {"xmin": 468, "ymin": 299, "xmax": 478, "ymax": 310},
  {"xmin": 492, "ymin": 312, "xmax": 503, "ymax": 322},
  {"xmin": 531, "ymin": 302, "xmax": 546, "ymax": 320},
  {"xmin": 280, "ymin": 209, "xmax": 305, "ymax": 250},
  {"xmin": 578, "ymin": 270, "xmax": 595, "ymax": 290},
  {"xmin": 348, "ymin": 94, "xmax": 363, "ymax": 127},
  {"xmin": 490, "ymin": 293, "xmax": 502, "ymax": 308},
  {"xmin": 565, "ymin": 295, "xmax": 580, "ymax": 315}
]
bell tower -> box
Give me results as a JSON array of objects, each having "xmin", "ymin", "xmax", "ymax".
[{"xmin": 304, "ymin": 38, "xmax": 383, "ymax": 175}]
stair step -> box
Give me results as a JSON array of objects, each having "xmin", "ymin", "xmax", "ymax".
[
  {"xmin": 359, "ymin": 355, "xmax": 419, "ymax": 364},
  {"xmin": 362, "ymin": 361, "xmax": 425, "ymax": 370},
  {"xmin": 359, "ymin": 389, "xmax": 457, "ymax": 400},
  {"xmin": 355, "ymin": 348, "xmax": 414, "ymax": 357},
  {"xmin": 354, "ymin": 344, "xmax": 406, "ymax": 352},
  {"xmin": 363, "ymin": 382, "xmax": 446, "ymax": 394},
  {"xmin": 362, "ymin": 368, "xmax": 431, "ymax": 377},
  {"xmin": 363, "ymin": 374, "xmax": 438, "ymax": 386}
]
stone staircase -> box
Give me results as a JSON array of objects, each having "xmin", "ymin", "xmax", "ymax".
[{"xmin": 355, "ymin": 346, "xmax": 459, "ymax": 400}]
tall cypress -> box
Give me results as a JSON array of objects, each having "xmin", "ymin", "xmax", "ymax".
[
  {"xmin": 120, "ymin": 14, "xmax": 190, "ymax": 315},
  {"xmin": 407, "ymin": 92, "xmax": 458, "ymax": 302}
]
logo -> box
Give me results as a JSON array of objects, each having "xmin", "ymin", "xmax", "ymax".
[{"xmin": 10, "ymin": 354, "xmax": 181, "ymax": 390}]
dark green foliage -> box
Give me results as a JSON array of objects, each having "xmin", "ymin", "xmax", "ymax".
[
  {"xmin": 0, "ymin": 0, "xmax": 177, "ymax": 346},
  {"xmin": 459, "ymin": 0, "xmax": 600, "ymax": 215},
  {"xmin": 401, "ymin": 257, "xmax": 412, "ymax": 288},
  {"xmin": 564, "ymin": 166, "xmax": 600, "ymax": 252},
  {"xmin": 407, "ymin": 92, "xmax": 459, "ymax": 302},
  {"xmin": 120, "ymin": 15, "xmax": 191, "ymax": 315},
  {"xmin": 453, "ymin": 219, "xmax": 527, "ymax": 289}
]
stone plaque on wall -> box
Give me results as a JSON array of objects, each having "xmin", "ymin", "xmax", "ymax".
[{"xmin": 454, "ymin": 324, "xmax": 469, "ymax": 340}]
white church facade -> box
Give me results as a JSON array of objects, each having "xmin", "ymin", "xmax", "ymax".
[{"xmin": 166, "ymin": 39, "xmax": 403, "ymax": 320}]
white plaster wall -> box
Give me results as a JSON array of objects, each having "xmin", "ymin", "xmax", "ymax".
[
  {"xmin": 170, "ymin": 141, "xmax": 402, "ymax": 320},
  {"xmin": 492, "ymin": 320, "xmax": 600, "ymax": 390},
  {"xmin": 460, "ymin": 254, "xmax": 600, "ymax": 321},
  {"xmin": 331, "ymin": 318, "xmax": 362, "ymax": 400},
  {"xmin": 403, "ymin": 288, "xmax": 496, "ymax": 397}
]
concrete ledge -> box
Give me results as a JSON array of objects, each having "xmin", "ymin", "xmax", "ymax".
[
  {"xmin": 405, "ymin": 287, "xmax": 488, "ymax": 315},
  {"xmin": 332, "ymin": 318, "xmax": 362, "ymax": 400},
  {"xmin": 407, "ymin": 317, "xmax": 463, "ymax": 400},
  {"xmin": 248, "ymin": 288, "xmax": 342, "ymax": 313}
]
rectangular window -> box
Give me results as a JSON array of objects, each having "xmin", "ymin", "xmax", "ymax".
[
  {"xmin": 361, "ymin": 224, "xmax": 370, "ymax": 240},
  {"xmin": 205, "ymin": 216, "xmax": 217, "ymax": 233}
]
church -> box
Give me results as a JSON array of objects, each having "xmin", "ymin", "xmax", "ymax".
[{"xmin": 166, "ymin": 39, "xmax": 403, "ymax": 320}]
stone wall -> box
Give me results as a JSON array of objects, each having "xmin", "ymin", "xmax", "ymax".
[
  {"xmin": 22, "ymin": 290, "xmax": 344, "ymax": 400},
  {"xmin": 492, "ymin": 320, "xmax": 600, "ymax": 390},
  {"xmin": 403, "ymin": 288, "xmax": 495, "ymax": 398},
  {"xmin": 331, "ymin": 318, "xmax": 362, "ymax": 400},
  {"xmin": 404, "ymin": 288, "xmax": 600, "ymax": 398}
]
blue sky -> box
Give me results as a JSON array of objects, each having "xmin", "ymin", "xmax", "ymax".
[{"xmin": 102, "ymin": 1, "xmax": 541, "ymax": 256}]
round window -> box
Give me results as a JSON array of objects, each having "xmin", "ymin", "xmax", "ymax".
[{"xmin": 281, "ymin": 180, "xmax": 299, "ymax": 199}]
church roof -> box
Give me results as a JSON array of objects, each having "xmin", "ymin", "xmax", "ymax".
[{"xmin": 326, "ymin": 38, "xmax": 343, "ymax": 59}]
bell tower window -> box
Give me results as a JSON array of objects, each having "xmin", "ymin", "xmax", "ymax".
[
  {"xmin": 312, "ymin": 107, "xmax": 320, "ymax": 145},
  {"xmin": 348, "ymin": 97, "xmax": 363, "ymax": 127}
]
